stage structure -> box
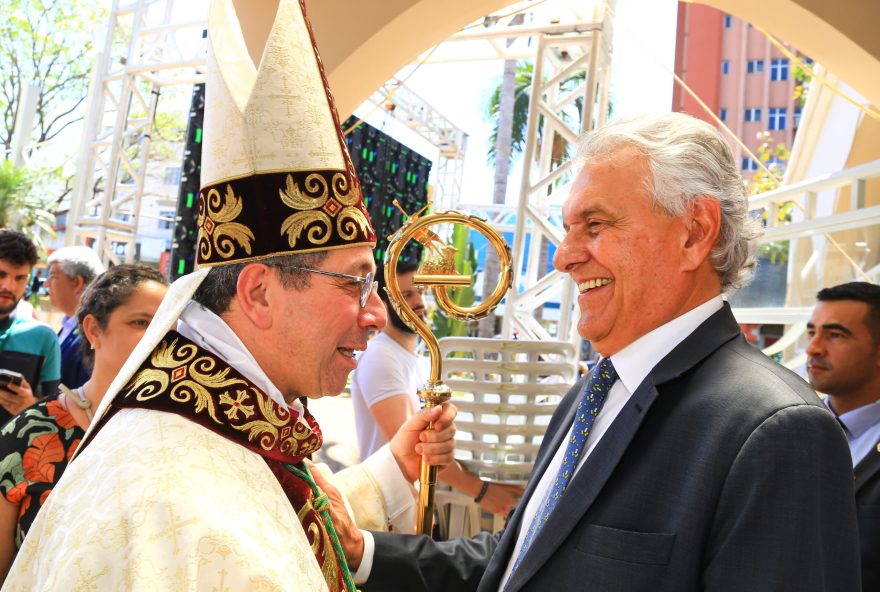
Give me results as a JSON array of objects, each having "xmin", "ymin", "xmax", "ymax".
[
  {"xmin": 66, "ymin": 0, "xmax": 208, "ymax": 262},
  {"xmin": 69, "ymin": 0, "xmax": 612, "ymax": 348},
  {"xmin": 67, "ymin": 0, "xmax": 468, "ymax": 263},
  {"xmin": 360, "ymin": 80, "xmax": 467, "ymax": 212},
  {"xmin": 455, "ymin": 9, "xmax": 614, "ymax": 344}
]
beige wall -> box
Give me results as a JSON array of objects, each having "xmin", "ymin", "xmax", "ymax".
[{"xmin": 287, "ymin": 0, "xmax": 880, "ymax": 116}]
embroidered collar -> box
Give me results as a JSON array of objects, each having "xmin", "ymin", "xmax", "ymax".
[{"xmin": 114, "ymin": 330, "xmax": 322, "ymax": 464}]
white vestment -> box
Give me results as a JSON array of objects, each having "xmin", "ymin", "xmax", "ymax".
[
  {"xmin": 3, "ymin": 405, "xmax": 403, "ymax": 591},
  {"xmin": 3, "ymin": 307, "xmax": 414, "ymax": 591}
]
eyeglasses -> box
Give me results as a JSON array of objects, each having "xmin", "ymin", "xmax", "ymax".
[{"xmin": 285, "ymin": 266, "xmax": 378, "ymax": 308}]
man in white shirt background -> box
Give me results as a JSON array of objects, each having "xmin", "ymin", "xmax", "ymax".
[{"xmin": 351, "ymin": 259, "xmax": 522, "ymax": 520}]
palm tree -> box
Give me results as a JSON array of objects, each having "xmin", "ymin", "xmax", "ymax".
[
  {"xmin": 476, "ymin": 58, "xmax": 525, "ymax": 337},
  {"xmin": 478, "ymin": 60, "xmax": 587, "ymax": 336}
]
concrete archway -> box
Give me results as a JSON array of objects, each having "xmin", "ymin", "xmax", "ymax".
[{"xmin": 301, "ymin": 0, "xmax": 880, "ymax": 115}]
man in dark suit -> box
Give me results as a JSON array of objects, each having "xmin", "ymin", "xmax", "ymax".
[
  {"xmin": 333, "ymin": 113, "xmax": 861, "ymax": 591},
  {"xmin": 45, "ymin": 246, "xmax": 104, "ymax": 388},
  {"xmin": 807, "ymin": 281, "xmax": 880, "ymax": 591}
]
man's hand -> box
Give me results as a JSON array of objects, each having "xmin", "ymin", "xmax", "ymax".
[
  {"xmin": 0, "ymin": 378, "xmax": 37, "ymax": 416},
  {"xmin": 389, "ymin": 403, "xmax": 457, "ymax": 483},
  {"xmin": 307, "ymin": 461, "xmax": 365, "ymax": 571},
  {"xmin": 475, "ymin": 482, "xmax": 523, "ymax": 516}
]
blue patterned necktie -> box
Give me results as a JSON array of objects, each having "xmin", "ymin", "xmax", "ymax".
[{"xmin": 506, "ymin": 358, "xmax": 618, "ymax": 582}]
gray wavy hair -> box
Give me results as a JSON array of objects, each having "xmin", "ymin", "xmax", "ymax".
[
  {"xmin": 47, "ymin": 246, "xmax": 105, "ymax": 286},
  {"xmin": 576, "ymin": 112, "xmax": 763, "ymax": 291}
]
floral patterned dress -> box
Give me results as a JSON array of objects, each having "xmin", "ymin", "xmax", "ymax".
[{"xmin": 0, "ymin": 393, "xmax": 84, "ymax": 548}]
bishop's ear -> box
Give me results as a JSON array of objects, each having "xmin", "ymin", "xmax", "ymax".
[
  {"xmin": 682, "ymin": 197, "xmax": 722, "ymax": 270},
  {"xmin": 233, "ymin": 263, "xmax": 274, "ymax": 330}
]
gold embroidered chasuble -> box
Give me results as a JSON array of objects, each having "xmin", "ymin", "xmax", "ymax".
[{"xmin": 3, "ymin": 332, "xmax": 390, "ymax": 592}]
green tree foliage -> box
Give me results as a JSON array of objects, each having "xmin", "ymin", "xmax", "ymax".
[
  {"xmin": 792, "ymin": 61, "xmax": 813, "ymax": 109},
  {"xmin": 432, "ymin": 224, "xmax": 479, "ymax": 339},
  {"xmin": 0, "ymin": 160, "xmax": 56, "ymax": 252},
  {"xmin": 0, "ymin": 0, "xmax": 106, "ymax": 152},
  {"xmin": 485, "ymin": 61, "xmax": 588, "ymax": 168},
  {"xmin": 486, "ymin": 61, "xmax": 533, "ymax": 167},
  {"xmin": 751, "ymin": 132, "xmax": 792, "ymax": 265}
]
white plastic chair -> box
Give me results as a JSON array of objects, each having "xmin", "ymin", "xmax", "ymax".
[{"xmin": 433, "ymin": 337, "xmax": 577, "ymax": 537}]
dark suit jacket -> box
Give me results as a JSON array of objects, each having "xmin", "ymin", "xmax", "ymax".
[
  {"xmin": 366, "ymin": 304, "xmax": 861, "ymax": 591},
  {"xmin": 855, "ymin": 440, "xmax": 880, "ymax": 590},
  {"xmin": 59, "ymin": 329, "xmax": 90, "ymax": 390}
]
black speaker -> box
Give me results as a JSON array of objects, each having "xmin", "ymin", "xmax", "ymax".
[
  {"xmin": 343, "ymin": 117, "xmax": 432, "ymax": 265},
  {"xmin": 169, "ymin": 83, "xmax": 205, "ymax": 281}
]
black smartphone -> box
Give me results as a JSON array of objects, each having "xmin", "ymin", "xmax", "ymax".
[{"xmin": 0, "ymin": 369, "xmax": 24, "ymax": 391}]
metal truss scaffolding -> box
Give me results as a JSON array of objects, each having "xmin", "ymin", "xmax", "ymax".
[
  {"xmin": 68, "ymin": 0, "xmax": 206, "ymax": 263},
  {"xmin": 497, "ymin": 10, "xmax": 613, "ymax": 344},
  {"xmin": 363, "ymin": 80, "xmax": 468, "ymax": 209}
]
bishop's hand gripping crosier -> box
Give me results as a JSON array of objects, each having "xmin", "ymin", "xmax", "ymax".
[{"xmin": 383, "ymin": 201, "xmax": 513, "ymax": 535}]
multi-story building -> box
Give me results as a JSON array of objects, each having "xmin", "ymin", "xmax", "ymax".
[{"xmin": 672, "ymin": 3, "xmax": 805, "ymax": 179}]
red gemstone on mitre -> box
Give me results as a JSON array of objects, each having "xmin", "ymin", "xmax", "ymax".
[
  {"xmin": 171, "ymin": 366, "xmax": 187, "ymax": 382},
  {"xmin": 203, "ymin": 217, "xmax": 215, "ymax": 235},
  {"xmin": 322, "ymin": 197, "xmax": 342, "ymax": 216}
]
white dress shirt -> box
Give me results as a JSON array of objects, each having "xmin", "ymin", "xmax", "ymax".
[{"xmin": 498, "ymin": 295, "xmax": 724, "ymax": 589}]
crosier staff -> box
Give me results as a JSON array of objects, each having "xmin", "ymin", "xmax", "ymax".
[{"xmin": 384, "ymin": 201, "xmax": 513, "ymax": 535}]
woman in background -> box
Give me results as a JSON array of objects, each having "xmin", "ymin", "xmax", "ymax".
[{"xmin": 0, "ymin": 264, "xmax": 168, "ymax": 580}]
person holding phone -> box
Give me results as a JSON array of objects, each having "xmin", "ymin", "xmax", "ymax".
[
  {"xmin": 0, "ymin": 230, "xmax": 60, "ymax": 423},
  {"xmin": 0, "ymin": 264, "xmax": 169, "ymax": 582}
]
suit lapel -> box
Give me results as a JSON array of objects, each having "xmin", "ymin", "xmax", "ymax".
[
  {"xmin": 478, "ymin": 377, "xmax": 587, "ymax": 590},
  {"xmin": 502, "ymin": 380, "xmax": 661, "ymax": 591},
  {"xmin": 855, "ymin": 440, "xmax": 880, "ymax": 492},
  {"xmin": 498, "ymin": 304, "xmax": 743, "ymax": 592}
]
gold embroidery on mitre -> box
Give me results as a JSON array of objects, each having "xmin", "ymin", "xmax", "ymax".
[
  {"xmin": 198, "ymin": 185, "xmax": 256, "ymax": 261},
  {"xmin": 279, "ymin": 172, "xmax": 370, "ymax": 248}
]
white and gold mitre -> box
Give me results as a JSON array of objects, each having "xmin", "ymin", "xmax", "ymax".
[
  {"xmin": 198, "ymin": 0, "xmax": 375, "ymax": 266},
  {"xmin": 82, "ymin": 0, "xmax": 375, "ymax": 438}
]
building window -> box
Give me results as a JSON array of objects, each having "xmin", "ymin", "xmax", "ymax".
[
  {"xmin": 744, "ymin": 108, "xmax": 762, "ymax": 122},
  {"xmin": 746, "ymin": 60, "xmax": 764, "ymax": 74},
  {"xmin": 721, "ymin": 60, "xmax": 730, "ymax": 75},
  {"xmin": 158, "ymin": 210, "xmax": 176, "ymax": 230},
  {"xmin": 768, "ymin": 107, "xmax": 787, "ymax": 130},
  {"xmin": 719, "ymin": 108, "xmax": 728, "ymax": 122},
  {"xmin": 794, "ymin": 107, "xmax": 803, "ymax": 128},
  {"xmin": 724, "ymin": 14, "xmax": 732, "ymax": 28},
  {"xmin": 741, "ymin": 157, "xmax": 759, "ymax": 171},
  {"xmin": 163, "ymin": 166, "xmax": 181, "ymax": 186},
  {"xmin": 770, "ymin": 59, "xmax": 789, "ymax": 81}
]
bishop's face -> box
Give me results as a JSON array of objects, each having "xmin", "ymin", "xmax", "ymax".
[{"xmin": 271, "ymin": 247, "xmax": 387, "ymax": 399}]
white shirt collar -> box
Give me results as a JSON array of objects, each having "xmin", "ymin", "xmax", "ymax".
[
  {"xmin": 176, "ymin": 300, "xmax": 303, "ymax": 413},
  {"xmin": 610, "ymin": 295, "xmax": 724, "ymax": 394}
]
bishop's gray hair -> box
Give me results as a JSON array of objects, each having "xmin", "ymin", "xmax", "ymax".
[{"xmin": 576, "ymin": 112, "xmax": 763, "ymax": 292}]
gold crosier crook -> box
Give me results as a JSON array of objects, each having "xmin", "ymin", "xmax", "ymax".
[{"xmin": 384, "ymin": 201, "xmax": 513, "ymax": 535}]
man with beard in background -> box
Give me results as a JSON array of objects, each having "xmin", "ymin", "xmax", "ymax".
[
  {"xmin": 0, "ymin": 230, "xmax": 60, "ymax": 421},
  {"xmin": 350, "ymin": 260, "xmax": 522, "ymax": 522}
]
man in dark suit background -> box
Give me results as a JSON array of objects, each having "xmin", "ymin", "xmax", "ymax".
[
  {"xmin": 45, "ymin": 246, "xmax": 104, "ymax": 389},
  {"xmin": 807, "ymin": 281, "xmax": 880, "ymax": 591},
  {"xmin": 333, "ymin": 112, "xmax": 860, "ymax": 591}
]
